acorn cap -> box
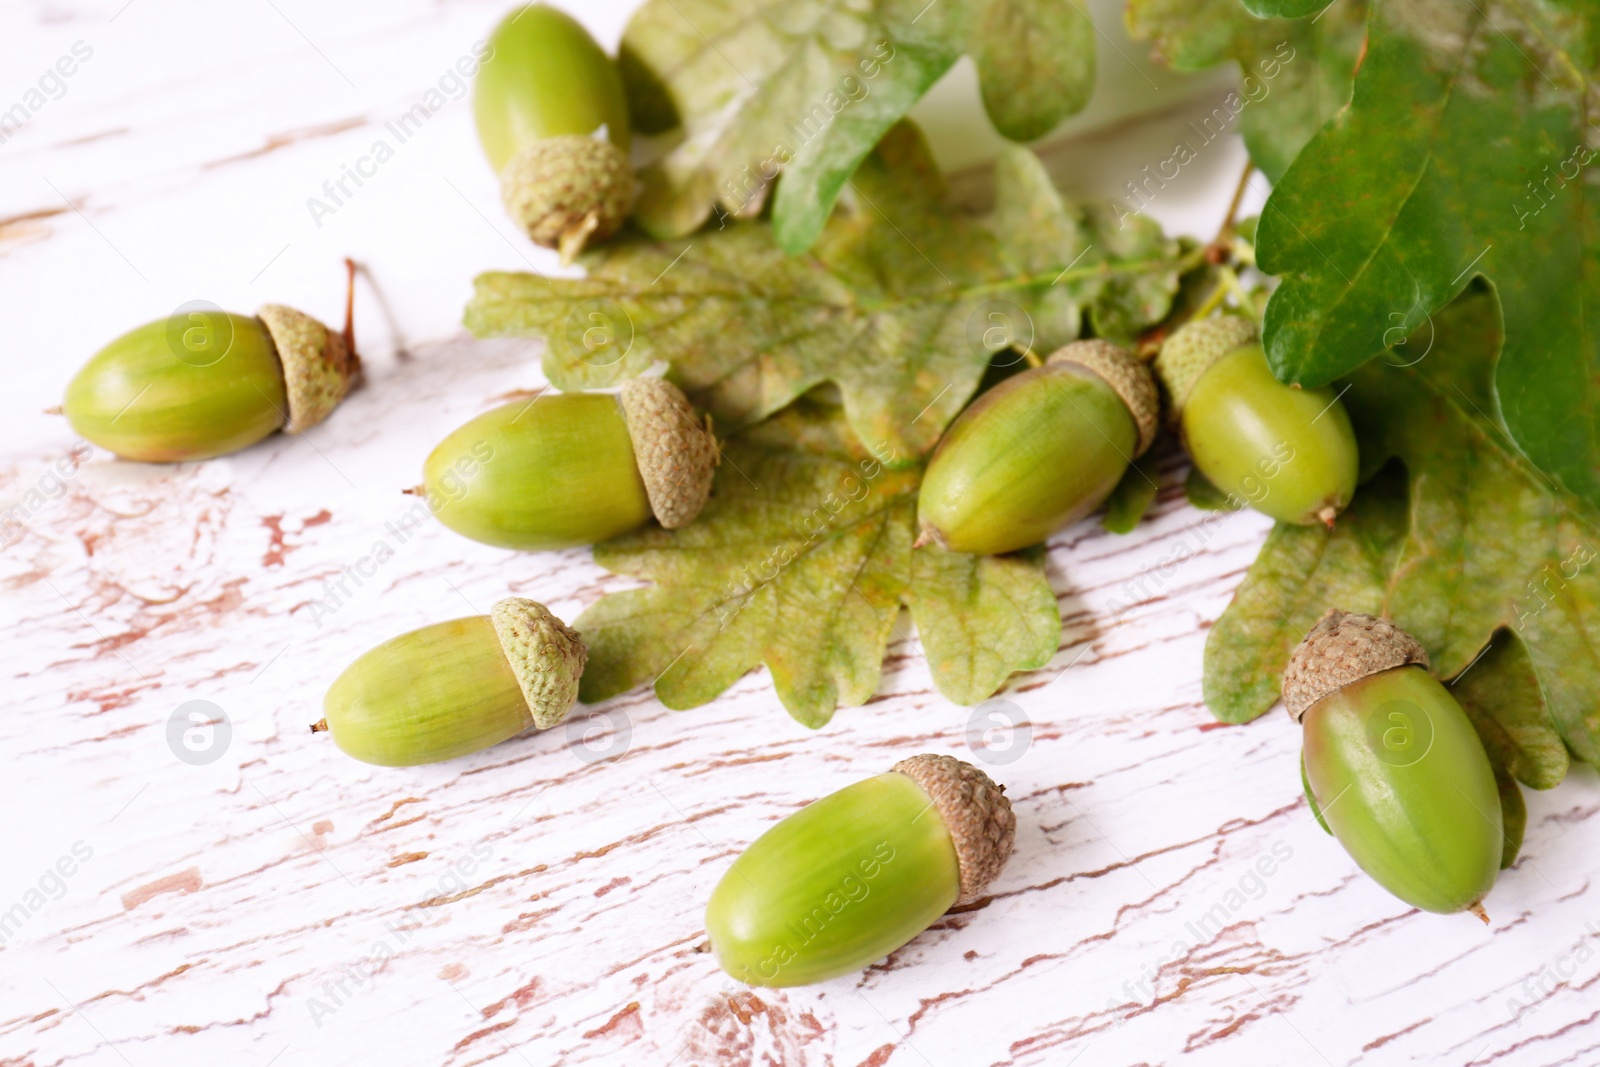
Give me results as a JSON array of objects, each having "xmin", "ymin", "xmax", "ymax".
[
  {"xmin": 500, "ymin": 135, "xmax": 635, "ymax": 264},
  {"xmin": 1154, "ymin": 315, "xmax": 1259, "ymax": 418},
  {"xmin": 257, "ymin": 304, "xmax": 358, "ymax": 434},
  {"xmin": 490, "ymin": 597, "xmax": 588, "ymax": 729},
  {"xmin": 891, "ymin": 753, "xmax": 1015, "ymax": 905},
  {"xmin": 1047, "ymin": 339, "xmax": 1158, "ymax": 456},
  {"xmin": 619, "ymin": 378, "xmax": 717, "ymax": 529},
  {"xmin": 1281, "ymin": 609, "xmax": 1431, "ymax": 724}
]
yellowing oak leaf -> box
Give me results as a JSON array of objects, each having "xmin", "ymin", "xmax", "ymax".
[
  {"xmin": 466, "ymin": 123, "xmax": 1190, "ymax": 460},
  {"xmin": 575, "ymin": 394, "xmax": 1061, "ymax": 725},
  {"xmin": 617, "ymin": 0, "xmax": 1097, "ymax": 252}
]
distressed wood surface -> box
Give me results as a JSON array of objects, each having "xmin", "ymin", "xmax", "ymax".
[{"xmin": 3, "ymin": 3, "xmax": 1598, "ymax": 1066}]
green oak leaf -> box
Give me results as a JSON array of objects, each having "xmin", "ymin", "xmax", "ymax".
[
  {"xmin": 1256, "ymin": 0, "xmax": 1600, "ymax": 510},
  {"xmin": 1125, "ymin": 0, "xmax": 1366, "ymax": 181},
  {"xmin": 1494, "ymin": 766, "xmax": 1526, "ymax": 870},
  {"xmin": 1301, "ymin": 754, "xmax": 1333, "ymax": 834},
  {"xmin": 574, "ymin": 393, "xmax": 1060, "ymax": 726},
  {"xmin": 1102, "ymin": 453, "xmax": 1162, "ymax": 533},
  {"xmin": 1450, "ymin": 629, "xmax": 1569, "ymax": 792},
  {"xmin": 466, "ymin": 124, "xmax": 1188, "ymax": 459},
  {"xmin": 616, "ymin": 0, "xmax": 1095, "ymax": 253},
  {"xmin": 1184, "ymin": 465, "xmax": 1236, "ymax": 511},
  {"xmin": 1202, "ymin": 458, "xmax": 1410, "ymax": 724},
  {"xmin": 1202, "ymin": 288, "xmax": 1588, "ymax": 787}
]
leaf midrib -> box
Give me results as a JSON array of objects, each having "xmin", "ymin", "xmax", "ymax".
[{"xmin": 505, "ymin": 252, "xmax": 1199, "ymax": 318}]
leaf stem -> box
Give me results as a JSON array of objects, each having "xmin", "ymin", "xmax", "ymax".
[
  {"xmin": 1190, "ymin": 276, "xmax": 1233, "ymax": 323},
  {"xmin": 1222, "ymin": 267, "xmax": 1260, "ymax": 323},
  {"xmin": 1189, "ymin": 265, "xmax": 1258, "ymax": 326},
  {"xmin": 1208, "ymin": 160, "xmax": 1255, "ymax": 262}
]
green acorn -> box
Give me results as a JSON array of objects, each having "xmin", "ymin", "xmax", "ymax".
[
  {"xmin": 316, "ymin": 597, "xmax": 585, "ymax": 766},
  {"xmin": 1286, "ymin": 610, "xmax": 1502, "ymax": 917},
  {"xmin": 1156, "ymin": 316, "xmax": 1357, "ymax": 526},
  {"xmin": 917, "ymin": 339, "xmax": 1159, "ymax": 555},
  {"xmin": 422, "ymin": 377, "xmax": 717, "ymax": 550},
  {"xmin": 62, "ymin": 264, "xmax": 359, "ymax": 463},
  {"xmin": 706, "ymin": 754, "xmax": 1015, "ymax": 988},
  {"xmin": 474, "ymin": 4, "xmax": 633, "ymax": 262}
]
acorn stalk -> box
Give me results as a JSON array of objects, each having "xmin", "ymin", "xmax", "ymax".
[
  {"xmin": 1287, "ymin": 610, "xmax": 1502, "ymax": 916},
  {"xmin": 705, "ymin": 754, "xmax": 1015, "ymax": 987},
  {"xmin": 319, "ymin": 597, "xmax": 585, "ymax": 766}
]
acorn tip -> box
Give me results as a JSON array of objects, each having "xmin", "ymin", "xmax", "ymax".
[
  {"xmin": 43, "ymin": 405, "xmax": 63, "ymax": 416},
  {"xmin": 1469, "ymin": 901, "xmax": 1489, "ymax": 925},
  {"xmin": 1318, "ymin": 505, "xmax": 1337, "ymax": 529},
  {"xmin": 310, "ymin": 719, "xmax": 328, "ymax": 734}
]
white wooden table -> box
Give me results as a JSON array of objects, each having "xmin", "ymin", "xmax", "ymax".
[{"xmin": 3, "ymin": 3, "xmax": 1596, "ymax": 1065}]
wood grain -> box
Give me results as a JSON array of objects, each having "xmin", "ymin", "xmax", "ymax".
[{"xmin": 2, "ymin": 3, "xmax": 1598, "ymax": 1066}]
